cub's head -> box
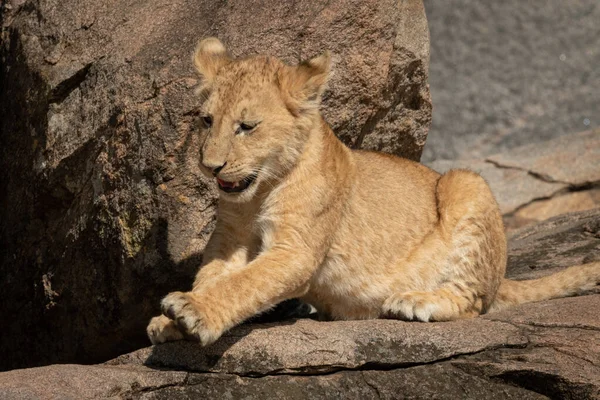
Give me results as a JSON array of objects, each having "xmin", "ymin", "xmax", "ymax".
[{"xmin": 193, "ymin": 38, "xmax": 331, "ymax": 203}]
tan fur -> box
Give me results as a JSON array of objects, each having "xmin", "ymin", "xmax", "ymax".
[{"xmin": 147, "ymin": 38, "xmax": 600, "ymax": 345}]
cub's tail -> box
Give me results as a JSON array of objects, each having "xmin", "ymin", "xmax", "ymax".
[{"xmin": 488, "ymin": 261, "xmax": 600, "ymax": 313}]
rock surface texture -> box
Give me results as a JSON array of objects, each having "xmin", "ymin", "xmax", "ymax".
[
  {"xmin": 422, "ymin": 0, "xmax": 600, "ymax": 162},
  {"xmin": 0, "ymin": 208, "xmax": 599, "ymax": 399},
  {"xmin": 0, "ymin": 0, "xmax": 431, "ymax": 370}
]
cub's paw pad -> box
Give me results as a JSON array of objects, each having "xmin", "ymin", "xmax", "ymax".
[
  {"xmin": 147, "ymin": 314, "xmax": 184, "ymax": 345},
  {"xmin": 382, "ymin": 292, "xmax": 440, "ymax": 322},
  {"xmin": 160, "ymin": 291, "xmax": 220, "ymax": 345}
]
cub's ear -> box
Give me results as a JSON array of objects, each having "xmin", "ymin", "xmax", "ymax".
[
  {"xmin": 297, "ymin": 51, "xmax": 331, "ymax": 99},
  {"xmin": 278, "ymin": 51, "xmax": 332, "ymax": 115},
  {"xmin": 193, "ymin": 38, "xmax": 232, "ymax": 83}
]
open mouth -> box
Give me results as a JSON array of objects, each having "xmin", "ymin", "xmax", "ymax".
[{"xmin": 216, "ymin": 174, "xmax": 257, "ymax": 193}]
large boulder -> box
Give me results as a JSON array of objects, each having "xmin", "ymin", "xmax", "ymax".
[
  {"xmin": 422, "ymin": 0, "xmax": 600, "ymax": 162},
  {"xmin": 0, "ymin": 0, "xmax": 431, "ymax": 370},
  {"xmin": 0, "ymin": 208, "xmax": 598, "ymax": 399}
]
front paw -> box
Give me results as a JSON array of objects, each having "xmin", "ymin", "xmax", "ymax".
[
  {"xmin": 161, "ymin": 291, "xmax": 223, "ymax": 346},
  {"xmin": 147, "ymin": 314, "xmax": 184, "ymax": 345}
]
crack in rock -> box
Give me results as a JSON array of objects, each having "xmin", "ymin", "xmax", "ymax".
[{"xmin": 485, "ymin": 158, "xmax": 570, "ymax": 186}]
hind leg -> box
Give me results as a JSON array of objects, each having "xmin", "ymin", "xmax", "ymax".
[
  {"xmin": 383, "ymin": 169, "xmax": 506, "ymax": 321},
  {"xmin": 382, "ymin": 285, "xmax": 482, "ymax": 322}
]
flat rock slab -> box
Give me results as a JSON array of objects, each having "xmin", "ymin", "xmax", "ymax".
[
  {"xmin": 466, "ymin": 296, "xmax": 600, "ymax": 400},
  {"xmin": 108, "ymin": 318, "xmax": 526, "ymax": 375},
  {"xmin": 0, "ymin": 362, "xmax": 545, "ymax": 400},
  {"xmin": 506, "ymin": 208, "xmax": 600, "ymax": 280},
  {"xmin": 485, "ymin": 294, "xmax": 600, "ymax": 330},
  {"xmin": 487, "ymin": 129, "xmax": 600, "ymax": 187},
  {"xmin": 0, "ymin": 365, "xmax": 187, "ymax": 400}
]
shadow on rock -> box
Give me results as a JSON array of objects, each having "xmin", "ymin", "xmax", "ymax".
[{"xmin": 144, "ymin": 318, "xmax": 303, "ymax": 374}]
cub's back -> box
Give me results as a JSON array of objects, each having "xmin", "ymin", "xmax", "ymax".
[
  {"xmin": 351, "ymin": 150, "xmax": 440, "ymax": 223},
  {"xmin": 333, "ymin": 150, "xmax": 441, "ymax": 259}
]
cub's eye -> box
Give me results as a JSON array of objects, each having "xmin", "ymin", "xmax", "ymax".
[
  {"xmin": 201, "ymin": 115, "xmax": 213, "ymax": 128},
  {"xmin": 238, "ymin": 122, "xmax": 258, "ymax": 134}
]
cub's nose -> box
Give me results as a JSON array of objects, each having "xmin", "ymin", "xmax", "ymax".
[{"xmin": 202, "ymin": 161, "xmax": 227, "ymax": 176}]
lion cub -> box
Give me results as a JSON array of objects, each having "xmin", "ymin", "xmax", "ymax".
[{"xmin": 147, "ymin": 38, "xmax": 600, "ymax": 346}]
